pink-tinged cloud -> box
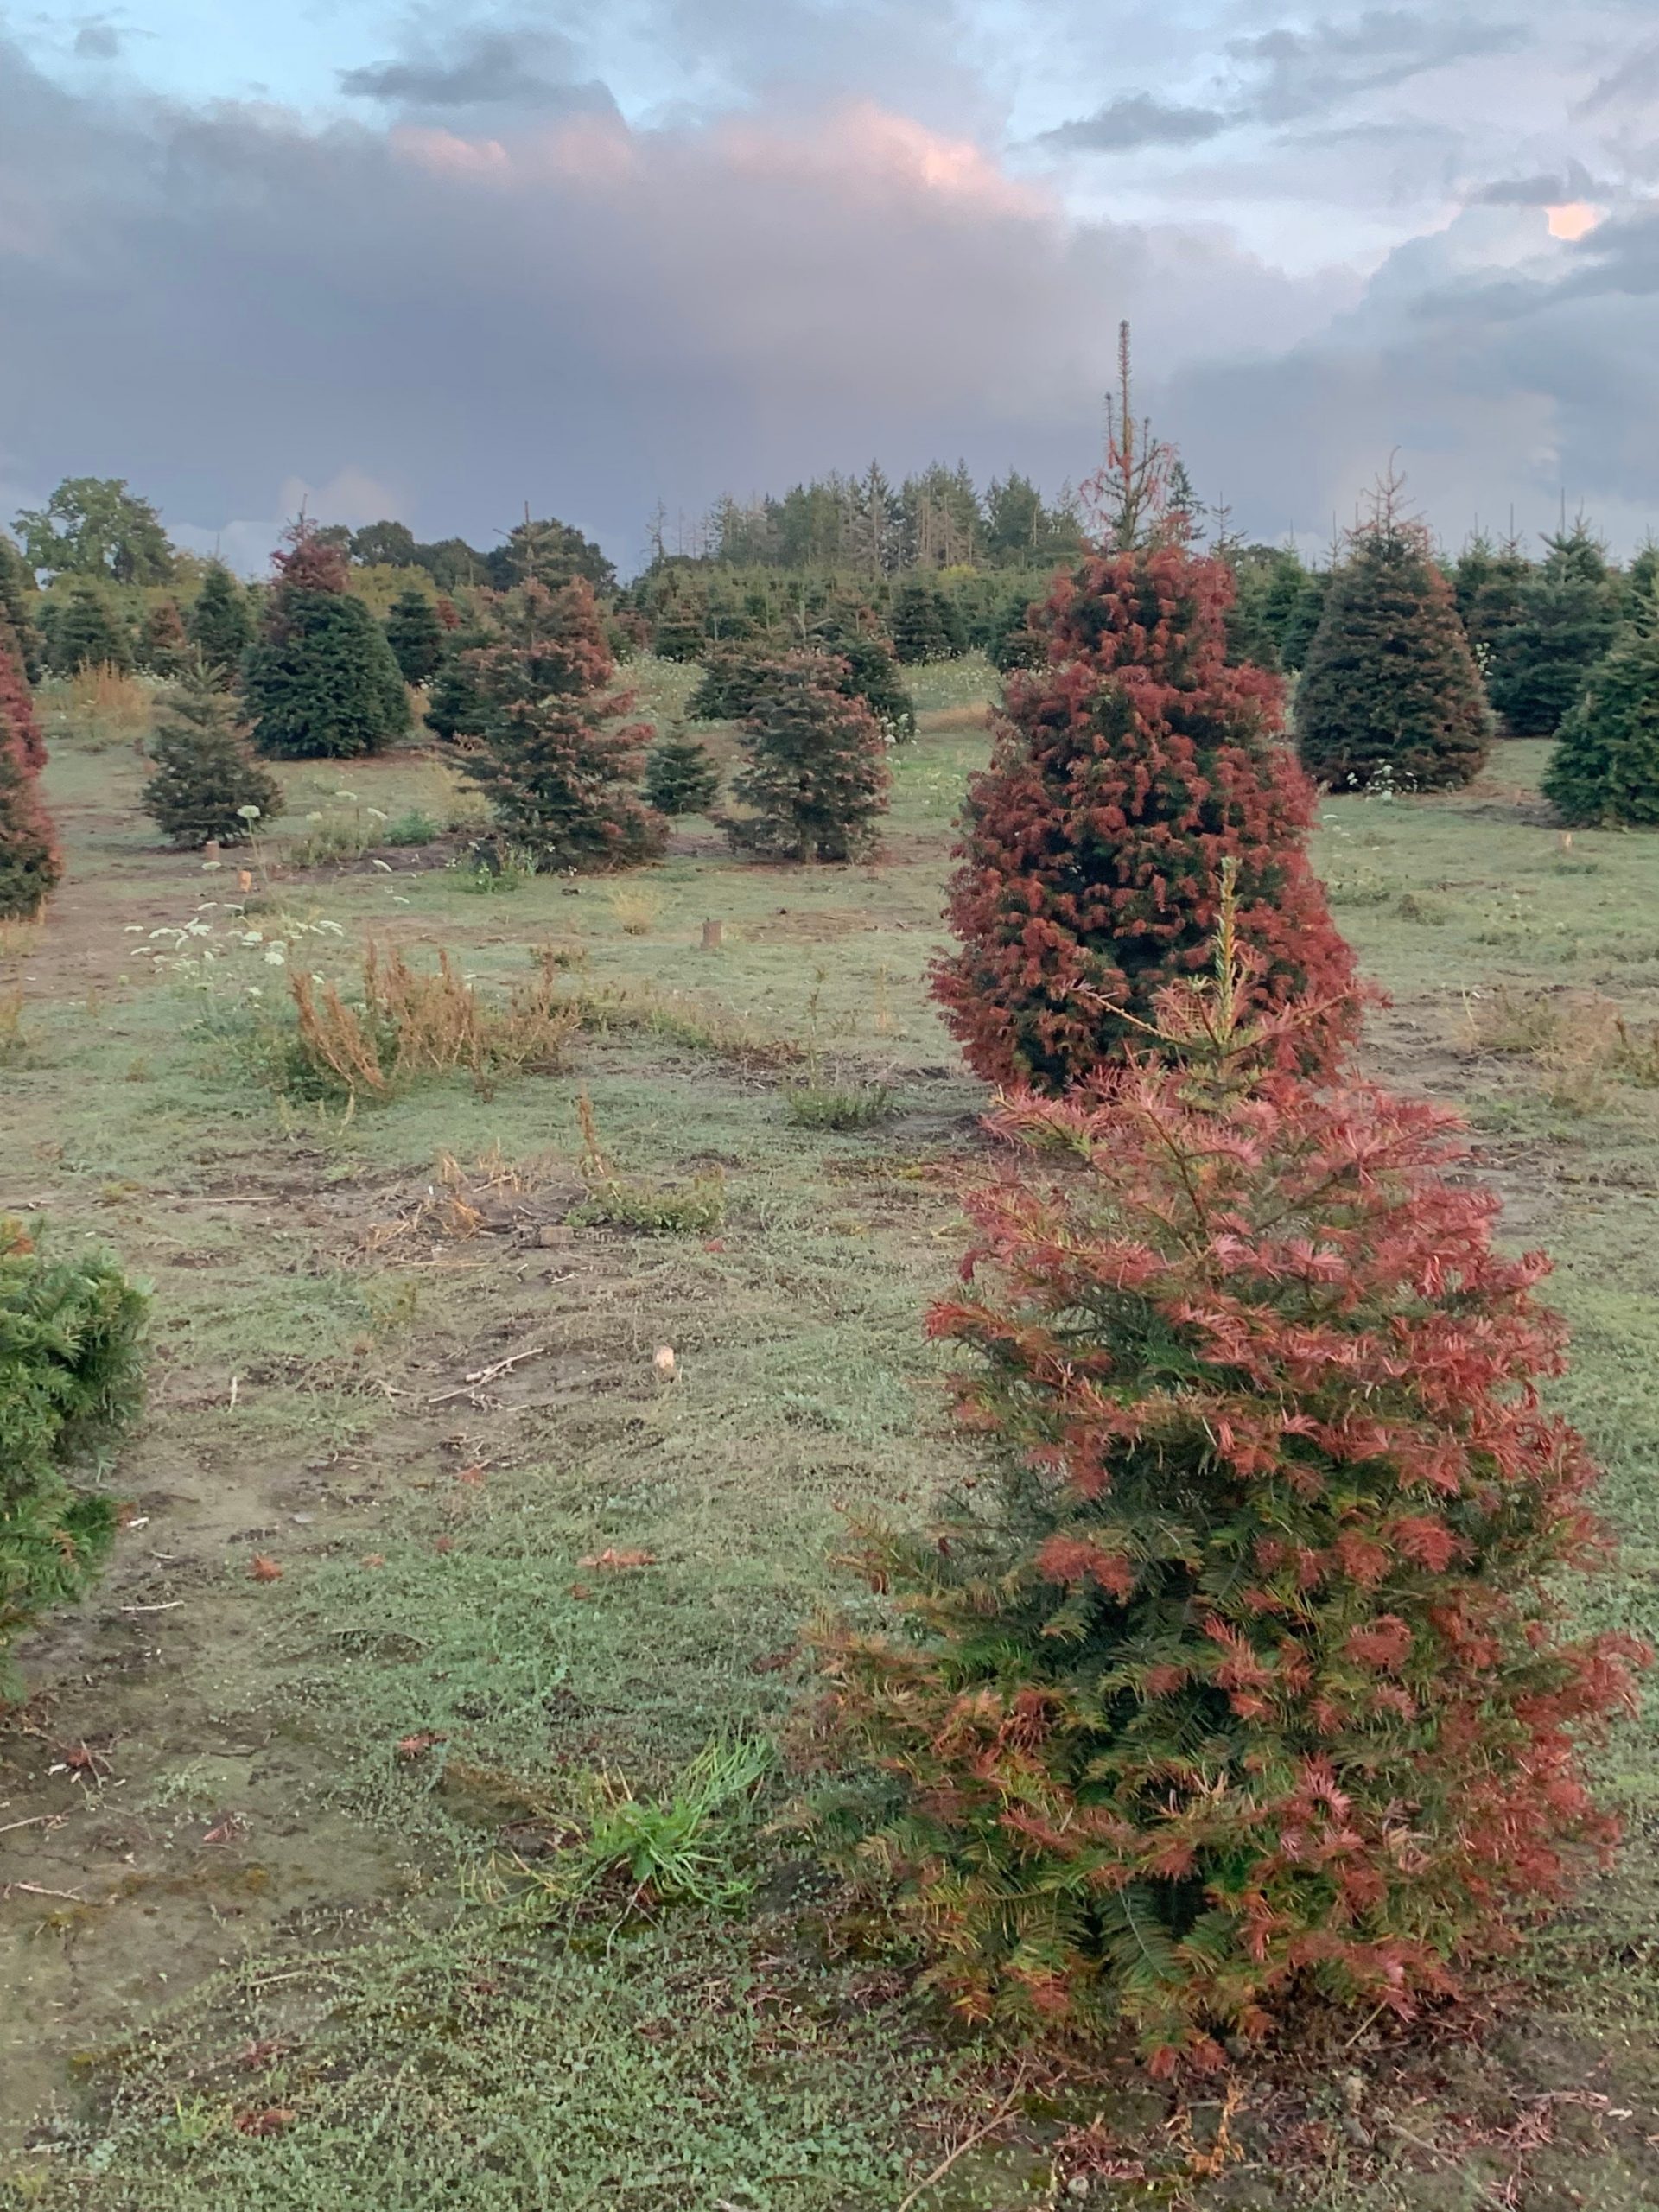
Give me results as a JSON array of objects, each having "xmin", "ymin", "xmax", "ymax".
[
  {"xmin": 392, "ymin": 125, "xmax": 512, "ymax": 180},
  {"xmin": 719, "ymin": 101, "xmax": 1052, "ymax": 219},
  {"xmin": 1545, "ymin": 200, "xmax": 1603, "ymax": 241}
]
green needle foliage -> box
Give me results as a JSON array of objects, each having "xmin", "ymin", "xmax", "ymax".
[
  {"xmin": 245, "ymin": 524, "xmax": 410, "ymax": 760},
  {"xmin": 385, "ymin": 585, "xmax": 447, "ymax": 687},
  {"xmin": 1544, "ymin": 616, "xmax": 1659, "ymax": 827},
  {"xmin": 187, "ymin": 561, "xmax": 255, "ymax": 676},
  {"xmin": 723, "ymin": 652, "xmax": 891, "ymax": 862},
  {"xmin": 142, "ymin": 665, "xmax": 286, "ymax": 848},
  {"xmin": 2, "ymin": 1217, "xmax": 148, "ymax": 1694},
  {"xmin": 1296, "ymin": 485, "xmax": 1490, "ymax": 791},
  {"xmin": 0, "ymin": 531, "xmax": 43, "ymax": 684},
  {"xmin": 44, "ymin": 581, "xmax": 132, "ymax": 675},
  {"xmin": 890, "ymin": 577, "xmax": 966, "ymax": 664},
  {"xmin": 645, "ymin": 728, "xmax": 722, "ymax": 817},
  {"xmin": 1488, "ymin": 524, "xmax": 1623, "ymax": 738}
]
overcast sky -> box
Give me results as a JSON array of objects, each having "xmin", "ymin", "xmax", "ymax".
[{"xmin": 2, "ymin": 1, "xmax": 1656, "ymax": 572}]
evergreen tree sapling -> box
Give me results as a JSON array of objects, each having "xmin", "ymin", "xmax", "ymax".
[
  {"xmin": 385, "ymin": 586, "xmax": 446, "ymax": 687},
  {"xmin": 187, "ymin": 563, "xmax": 255, "ymax": 676},
  {"xmin": 1489, "ymin": 526, "xmax": 1623, "ymax": 738},
  {"xmin": 1453, "ymin": 533, "xmax": 1532, "ymax": 671},
  {"xmin": 46, "ymin": 582, "xmax": 132, "ymax": 675},
  {"xmin": 1, "ymin": 1216, "xmax": 148, "ymax": 1690},
  {"xmin": 137, "ymin": 598, "xmax": 191, "ymax": 678},
  {"xmin": 644, "ymin": 728, "xmax": 722, "ymax": 818},
  {"xmin": 462, "ymin": 579, "xmax": 665, "ymax": 870},
  {"xmin": 810, "ymin": 939, "xmax": 1646, "ymax": 2069},
  {"xmin": 1295, "ymin": 499, "xmax": 1490, "ymax": 791},
  {"xmin": 142, "ymin": 668, "xmax": 286, "ymax": 848},
  {"xmin": 936, "ymin": 545, "xmax": 1357, "ymax": 1090},
  {"xmin": 725, "ymin": 652, "xmax": 891, "ymax": 861},
  {"xmin": 1543, "ymin": 615, "xmax": 1659, "ymax": 828},
  {"xmin": 244, "ymin": 524, "xmax": 411, "ymax": 760},
  {"xmin": 891, "ymin": 577, "xmax": 966, "ymax": 664}
]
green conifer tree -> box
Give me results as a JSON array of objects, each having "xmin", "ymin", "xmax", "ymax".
[
  {"xmin": 385, "ymin": 587, "xmax": 446, "ymax": 688},
  {"xmin": 45, "ymin": 582, "xmax": 132, "ymax": 676},
  {"xmin": 1488, "ymin": 525, "xmax": 1621, "ymax": 736},
  {"xmin": 1543, "ymin": 618, "xmax": 1659, "ymax": 827},
  {"xmin": 1277, "ymin": 571, "xmax": 1330, "ymax": 671},
  {"xmin": 644, "ymin": 728, "xmax": 721, "ymax": 817},
  {"xmin": 424, "ymin": 623, "xmax": 493, "ymax": 744},
  {"xmin": 142, "ymin": 667, "xmax": 286, "ymax": 848},
  {"xmin": 890, "ymin": 577, "xmax": 964, "ymax": 664},
  {"xmin": 1296, "ymin": 483, "xmax": 1490, "ymax": 791},
  {"xmin": 1, "ymin": 1217, "xmax": 147, "ymax": 1692},
  {"xmin": 724, "ymin": 653, "xmax": 890, "ymax": 861},
  {"xmin": 187, "ymin": 563, "xmax": 254, "ymax": 676},
  {"xmin": 462, "ymin": 581, "xmax": 665, "ymax": 870},
  {"xmin": 245, "ymin": 525, "xmax": 410, "ymax": 760},
  {"xmin": 1453, "ymin": 532, "xmax": 1533, "ymax": 669}
]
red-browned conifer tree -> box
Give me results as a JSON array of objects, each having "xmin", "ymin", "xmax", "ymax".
[
  {"xmin": 0, "ymin": 637, "xmax": 60, "ymax": 918},
  {"xmin": 936, "ymin": 327, "xmax": 1355, "ymax": 1090},
  {"xmin": 812, "ymin": 920, "xmax": 1646, "ymax": 2070}
]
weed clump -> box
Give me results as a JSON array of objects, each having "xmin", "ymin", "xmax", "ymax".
[
  {"xmin": 784, "ymin": 1081, "xmax": 896, "ymax": 1131},
  {"xmin": 2, "ymin": 1217, "xmax": 147, "ymax": 1692},
  {"xmin": 570, "ymin": 1094, "xmax": 725, "ymax": 1235},
  {"xmin": 283, "ymin": 941, "xmax": 581, "ymax": 1103}
]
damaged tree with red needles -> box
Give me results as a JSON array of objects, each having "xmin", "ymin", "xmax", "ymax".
[
  {"xmin": 813, "ymin": 903, "xmax": 1647, "ymax": 2070},
  {"xmin": 934, "ymin": 325, "xmax": 1357, "ymax": 1091}
]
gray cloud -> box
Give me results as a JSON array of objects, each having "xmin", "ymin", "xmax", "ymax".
[
  {"xmin": 3, "ymin": 23, "xmax": 1656, "ymax": 573},
  {"xmin": 340, "ymin": 24, "xmax": 613, "ymax": 115},
  {"xmin": 1228, "ymin": 10, "xmax": 1528, "ymax": 125},
  {"xmin": 1038, "ymin": 94, "xmax": 1229, "ymax": 154},
  {"xmin": 1575, "ymin": 37, "xmax": 1659, "ymax": 116},
  {"xmin": 1472, "ymin": 162, "xmax": 1604, "ymax": 207},
  {"xmin": 71, "ymin": 20, "xmax": 124, "ymax": 61}
]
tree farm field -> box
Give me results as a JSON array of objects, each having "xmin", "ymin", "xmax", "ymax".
[{"xmin": 2, "ymin": 669, "xmax": 1657, "ymax": 2211}]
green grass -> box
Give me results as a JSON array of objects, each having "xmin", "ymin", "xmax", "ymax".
[{"xmin": 3, "ymin": 706, "xmax": 1657, "ymax": 2209}]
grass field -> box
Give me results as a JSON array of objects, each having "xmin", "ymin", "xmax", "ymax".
[{"xmin": 1, "ymin": 667, "xmax": 1656, "ymax": 2209}]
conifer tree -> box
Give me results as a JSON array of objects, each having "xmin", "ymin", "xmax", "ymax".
[
  {"xmin": 46, "ymin": 582, "xmax": 132, "ymax": 675},
  {"xmin": 987, "ymin": 591, "xmax": 1046, "ymax": 673},
  {"xmin": 691, "ymin": 621, "xmax": 914, "ymax": 741},
  {"xmin": 652, "ymin": 583, "xmax": 708, "ymax": 661},
  {"xmin": 424, "ymin": 624, "xmax": 493, "ymax": 745},
  {"xmin": 2, "ymin": 1217, "xmax": 147, "ymax": 1690},
  {"xmin": 1260, "ymin": 548, "xmax": 1307, "ymax": 659},
  {"xmin": 142, "ymin": 666, "xmax": 285, "ymax": 848},
  {"xmin": 187, "ymin": 563, "xmax": 254, "ymax": 676},
  {"xmin": 1295, "ymin": 483, "xmax": 1490, "ymax": 791},
  {"xmin": 1488, "ymin": 524, "xmax": 1622, "ymax": 737},
  {"xmin": 244, "ymin": 524, "xmax": 410, "ymax": 760},
  {"xmin": 1453, "ymin": 532, "xmax": 1532, "ymax": 668},
  {"xmin": 1543, "ymin": 618, "xmax": 1659, "ymax": 828},
  {"xmin": 811, "ymin": 935, "xmax": 1645, "ymax": 2070},
  {"xmin": 385, "ymin": 587, "xmax": 446, "ymax": 688},
  {"xmin": 724, "ymin": 653, "xmax": 891, "ymax": 861},
  {"xmin": 890, "ymin": 577, "xmax": 965, "ymax": 664},
  {"xmin": 462, "ymin": 580, "xmax": 665, "ymax": 871},
  {"xmin": 0, "ymin": 534, "xmax": 42, "ymax": 685},
  {"xmin": 938, "ymin": 546, "xmax": 1356, "ymax": 1090},
  {"xmin": 0, "ymin": 648, "xmax": 60, "ymax": 919},
  {"xmin": 1277, "ymin": 570, "xmax": 1329, "ymax": 671},
  {"xmin": 0, "ymin": 620, "xmax": 48, "ymax": 772},
  {"xmin": 644, "ymin": 728, "xmax": 721, "ymax": 817},
  {"xmin": 137, "ymin": 599, "xmax": 191, "ymax": 679}
]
